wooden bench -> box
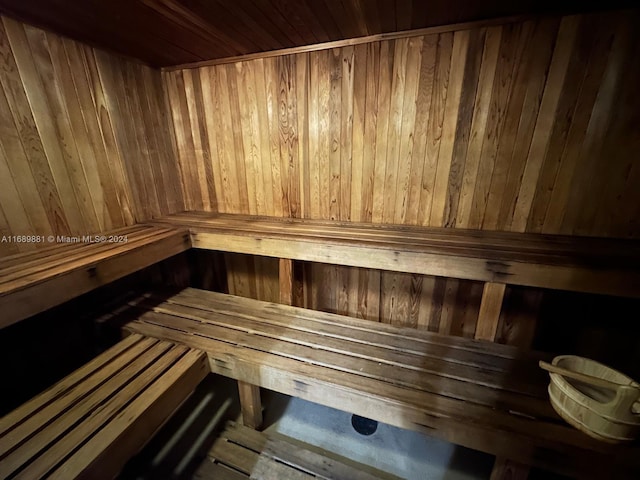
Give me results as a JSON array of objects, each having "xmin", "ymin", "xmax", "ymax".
[
  {"xmin": 154, "ymin": 211, "xmax": 640, "ymax": 298},
  {"xmin": 0, "ymin": 224, "xmax": 191, "ymax": 329},
  {"xmin": 0, "ymin": 333, "xmax": 209, "ymax": 479},
  {"xmin": 3, "ymin": 211, "xmax": 640, "ymax": 478},
  {"xmin": 154, "ymin": 211, "xmax": 640, "ymax": 343},
  {"xmin": 148, "ymin": 211, "xmax": 640, "ymax": 477},
  {"xmin": 119, "ymin": 288, "xmax": 640, "ymax": 479},
  {"xmin": 194, "ymin": 420, "xmax": 401, "ymax": 480}
]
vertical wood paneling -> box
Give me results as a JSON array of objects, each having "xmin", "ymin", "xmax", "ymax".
[
  {"xmin": 0, "ymin": 16, "xmax": 183, "ymax": 254},
  {"xmin": 419, "ymin": 32, "xmax": 452, "ymax": 225},
  {"xmin": 164, "ymin": 11, "xmax": 639, "ymax": 333}
]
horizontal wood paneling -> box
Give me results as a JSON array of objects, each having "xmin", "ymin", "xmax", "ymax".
[
  {"xmin": 164, "ymin": 11, "xmax": 640, "ymax": 336},
  {"xmin": 0, "ymin": 16, "xmax": 183, "ymax": 256}
]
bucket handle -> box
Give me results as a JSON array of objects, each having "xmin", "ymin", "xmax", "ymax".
[
  {"xmin": 540, "ymin": 361, "xmax": 640, "ymax": 416},
  {"xmin": 611, "ymin": 386, "xmax": 640, "ymax": 418}
]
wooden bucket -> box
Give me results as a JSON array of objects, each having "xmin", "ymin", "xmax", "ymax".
[{"xmin": 540, "ymin": 356, "xmax": 640, "ymax": 443}]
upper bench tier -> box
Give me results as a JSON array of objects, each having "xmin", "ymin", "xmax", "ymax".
[
  {"xmin": 154, "ymin": 212, "xmax": 640, "ymax": 298},
  {"xmin": 0, "ymin": 224, "xmax": 191, "ymax": 329}
]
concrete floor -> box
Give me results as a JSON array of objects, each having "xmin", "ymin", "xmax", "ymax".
[
  {"xmin": 262, "ymin": 389, "xmax": 493, "ymax": 480},
  {"xmin": 118, "ymin": 374, "xmax": 495, "ymax": 479}
]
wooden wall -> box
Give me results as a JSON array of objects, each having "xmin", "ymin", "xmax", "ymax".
[
  {"xmin": 0, "ymin": 16, "xmax": 183, "ymax": 256},
  {"xmin": 163, "ymin": 10, "xmax": 639, "ymax": 338},
  {"xmin": 164, "ymin": 11, "xmax": 639, "ymax": 235}
]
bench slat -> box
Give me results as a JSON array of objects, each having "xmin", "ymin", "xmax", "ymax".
[
  {"xmin": 130, "ymin": 304, "xmax": 555, "ymax": 421},
  {"xmin": 122, "ymin": 317, "xmax": 570, "ymax": 441},
  {"xmin": 0, "ymin": 225, "xmax": 149, "ymax": 270},
  {"xmin": 169, "ymin": 288, "xmax": 537, "ymax": 362},
  {"xmin": 130, "ymin": 309, "xmax": 557, "ymax": 422},
  {"xmin": 166, "ymin": 288, "xmax": 545, "ymax": 373},
  {"xmin": 0, "ymin": 333, "xmax": 143, "ymax": 437},
  {"xmin": 194, "ymin": 461, "xmax": 248, "ymax": 480},
  {"xmin": 131, "ymin": 317, "xmax": 637, "ymax": 479},
  {"xmin": 160, "ymin": 212, "xmax": 638, "ymax": 258},
  {"xmin": 251, "ymin": 456, "xmax": 315, "ymax": 480},
  {"xmin": 220, "ymin": 421, "xmax": 267, "ymax": 452},
  {"xmin": 126, "ymin": 318, "xmax": 613, "ymax": 475},
  {"xmin": 0, "ymin": 228, "xmax": 181, "ymax": 291},
  {"xmin": 141, "ymin": 308, "xmax": 557, "ymax": 419},
  {"xmin": 4, "ymin": 340, "xmax": 172, "ymax": 477},
  {"xmin": 0, "ymin": 226, "xmax": 191, "ymax": 329},
  {"xmin": 0, "ymin": 335, "xmax": 209, "ymax": 480},
  {"xmin": 0, "ymin": 227, "xmax": 171, "ymax": 284},
  {"xmin": 14, "ymin": 343, "xmax": 190, "ymax": 480},
  {"xmin": 195, "ymin": 421, "xmax": 400, "ymax": 480},
  {"xmin": 47, "ymin": 347, "xmax": 208, "ymax": 480},
  {"xmin": 209, "ymin": 437, "xmax": 259, "ymax": 475},
  {"xmin": 0, "ymin": 336, "xmax": 158, "ymax": 458},
  {"xmin": 260, "ymin": 436, "xmax": 384, "ymax": 480}
]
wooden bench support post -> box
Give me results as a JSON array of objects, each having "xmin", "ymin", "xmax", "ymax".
[
  {"xmin": 236, "ymin": 258, "xmax": 295, "ymax": 431},
  {"xmin": 477, "ymin": 284, "xmax": 530, "ymax": 479},
  {"xmin": 279, "ymin": 258, "xmax": 294, "ymax": 305},
  {"xmin": 475, "ymin": 282, "xmax": 506, "ymax": 341},
  {"xmin": 490, "ymin": 458, "xmax": 530, "ymax": 480},
  {"xmin": 279, "ymin": 257, "xmax": 304, "ymax": 307},
  {"xmin": 238, "ymin": 380, "xmax": 263, "ymax": 430}
]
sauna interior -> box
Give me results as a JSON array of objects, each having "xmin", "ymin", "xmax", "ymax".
[{"xmin": 0, "ymin": 1, "xmax": 639, "ymax": 479}]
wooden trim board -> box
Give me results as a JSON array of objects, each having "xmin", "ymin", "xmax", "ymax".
[{"xmin": 162, "ymin": 15, "xmax": 529, "ymax": 70}]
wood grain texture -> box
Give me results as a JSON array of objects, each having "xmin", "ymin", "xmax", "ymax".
[
  {"xmin": 165, "ymin": 10, "xmax": 640, "ymax": 235},
  {"xmin": 163, "ymin": 10, "xmax": 640, "ymax": 338},
  {"xmin": 194, "ymin": 421, "xmax": 397, "ymax": 480},
  {"xmin": 0, "ymin": 225, "xmax": 191, "ymax": 328},
  {"xmin": 0, "ymin": 1, "xmax": 626, "ymax": 67},
  {"xmin": 0, "ymin": 16, "xmax": 183, "ymax": 255},
  {"xmin": 122, "ymin": 288, "xmax": 640, "ymax": 478},
  {"xmin": 0, "ymin": 334, "xmax": 208, "ymax": 479},
  {"xmin": 237, "ymin": 381, "xmax": 262, "ymax": 430},
  {"xmin": 154, "ymin": 210, "xmax": 640, "ymax": 358},
  {"xmin": 475, "ymin": 283, "xmax": 507, "ymax": 341}
]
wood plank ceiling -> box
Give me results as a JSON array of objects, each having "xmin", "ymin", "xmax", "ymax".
[{"xmin": 0, "ymin": 1, "xmax": 633, "ymax": 67}]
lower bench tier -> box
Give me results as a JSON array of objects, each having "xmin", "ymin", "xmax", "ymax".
[
  {"xmin": 0, "ymin": 334, "xmax": 209, "ymax": 479},
  {"xmin": 118, "ymin": 287, "xmax": 639, "ymax": 479},
  {"xmin": 195, "ymin": 420, "xmax": 400, "ymax": 480}
]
